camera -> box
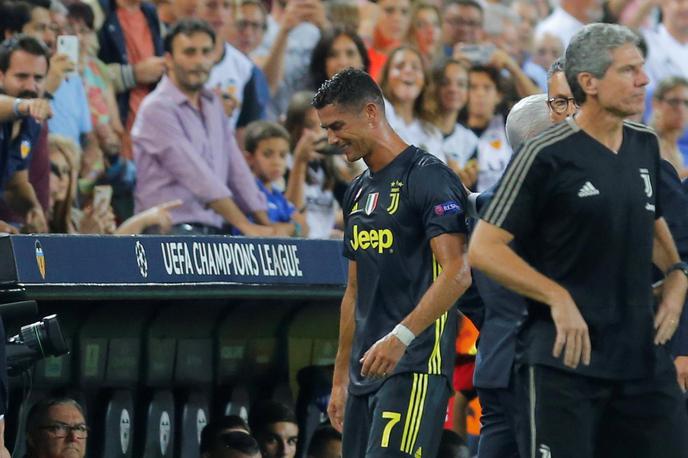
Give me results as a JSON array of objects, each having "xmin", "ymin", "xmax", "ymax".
[{"xmin": 6, "ymin": 313, "xmax": 69, "ymax": 376}]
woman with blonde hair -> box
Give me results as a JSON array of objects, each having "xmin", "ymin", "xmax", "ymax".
[
  {"xmin": 48, "ymin": 135, "xmax": 180, "ymax": 234},
  {"xmin": 651, "ymin": 76, "xmax": 688, "ymax": 178}
]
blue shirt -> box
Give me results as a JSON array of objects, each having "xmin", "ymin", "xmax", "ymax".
[
  {"xmin": 0, "ymin": 117, "xmax": 41, "ymax": 191},
  {"xmin": 48, "ymin": 74, "xmax": 92, "ymax": 144},
  {"xmin": 257, "ymin": 179, "xmax": 295, "ymax": 223}
]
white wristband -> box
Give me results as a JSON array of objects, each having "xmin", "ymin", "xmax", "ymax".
[{"xmin": 391, "ymin": 324, "xmax": 415, "ymax": 346}]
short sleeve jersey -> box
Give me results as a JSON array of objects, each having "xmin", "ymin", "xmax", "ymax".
[
  {"xmin": 482, "ymin": 118, "xmax": 668, "ymax": 379},
  {"xmin": 342, "ymin": 146, "xmax": 469, "ymax": 394}
]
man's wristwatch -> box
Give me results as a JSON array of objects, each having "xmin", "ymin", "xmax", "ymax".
[
  {"xmin": 666, "ymin": 261, "xmax": 688, "ymax": 279},
  {"xmin": 12, "ymin": 98, "xmax": 26, "ymax": 117}
]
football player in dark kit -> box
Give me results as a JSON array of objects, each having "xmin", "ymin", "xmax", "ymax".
[
  {"xmin": 313, "ymin": 68, "xmax": 472, "ymax": 458},
  {"xmin": 469, "ymin": 23, "xmax": 688, "ymax": 458}
]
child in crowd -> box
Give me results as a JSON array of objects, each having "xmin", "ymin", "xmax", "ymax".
[{"xmin": 244, "ymin": 121, "xmax": 309, "ymax": 238}]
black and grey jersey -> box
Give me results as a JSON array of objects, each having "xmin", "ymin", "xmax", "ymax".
[
  {"xmin": 482, "ymin": 118, "xmax": 669, "ymax": 379},
  {"xmin": 343, "ymin": 146, "xmax": 469, "ymax": 395}
]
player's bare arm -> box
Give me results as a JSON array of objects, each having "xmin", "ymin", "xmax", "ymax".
[
  {"xmin": 651, "ymin": 217, "xmax": 688, "ymax": 345},
  {"xmin": 360, "ymin": 232, "xmax": 471, "ymax": 378},
  {"xmin": 468, "ymin": 220, "xmax": 591, "ymax": 369},
  {"xmin": 328, "ymin": 260, "xmax": 357, "ymax": 432}
]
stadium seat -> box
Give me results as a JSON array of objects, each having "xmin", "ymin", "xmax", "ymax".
[
  {"xmin": 222, "ymin": 384, "xmax": 250, "ymax": 422},
  {"xmin": 287, "ymin": 303, "xmax": 339, "ymax": 458},
  {"xmin": 176, "ymin": 391, "xmax": 209, "ymax": 458},
  {"xmin": 215, "ymin": 301, "xmax": 297, "ymax": 408},
  {"xmin": 101, "ymin": 390, "xmax": 134, "ymax": 457},
  {"xmin": 140, "ymin": 390, "xmax": 176, "ymax": 458}
]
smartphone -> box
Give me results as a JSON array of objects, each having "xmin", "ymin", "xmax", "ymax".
[
  {"xmin": 57, "ymin": 35, "xmax": 79, "ymax": 68},
  {"xmin": 459, "ymin": 44, "xmax": 495, "ymax": 65},
  {"xmin": 93, "ymin": 185, "xmax": 113, "ymax": 212}
]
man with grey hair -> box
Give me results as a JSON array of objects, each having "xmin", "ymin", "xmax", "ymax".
[
  {"xmin": 505, "ymin": 94, "xmax": 550, "ymax": 152},
  {"xmin": 469, "ymin": 22, "xmax": 688, "ymax": 458},
  {"xmin": 470, "ymin": 93, "xmax": 552, "ymax": 458},
  {"xmin": 546, "ymin": 57, "xmax": 577, "ymax": 123},
  {"xmin": 25, "ymin": 396, "xmax": 88, "ymax": 458}
]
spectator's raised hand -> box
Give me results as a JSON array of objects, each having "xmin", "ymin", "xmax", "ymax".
[
  {"xmin": 213, "ymin": 86, "xmax": 239, "ymax": 118},
  {"xmin": 293, "ymin": 129, "xmax": 322, "ymax": 165},
  {"xmin": 45, "ymin": 54, "xmax": 76, "ymax": 93},
  {"xmin": 19, "ymin": 98, "xmax": 53, "ymax": 122},
  {"xmin": 489, "ymin": 47, "xmax": 519, "ymax": 71},
  {"xmin": 0, "ymin": 220, "xmax": 18, "ymax": 234},
  {"xmin": 24, "ymin": 206, "xmax": 48, "ymax": 233},
  {"xmin": 134, "ymin": 56, "xmax": 166, "ymax": 85},
  {"xmin": 140, "ymin": 199, "xmax": 183, "ymax": 234},
  {"xmin": 300, "ymin": 0, "xmax": 330, "ymax": 29},
  {"xmin": 79, "ymin": 205, "xmax": 106, "ymax": 234}
]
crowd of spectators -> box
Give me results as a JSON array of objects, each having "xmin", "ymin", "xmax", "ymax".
[{"xmin": 0, "ymin": 0, "xmax": 687, "ymax": 237}]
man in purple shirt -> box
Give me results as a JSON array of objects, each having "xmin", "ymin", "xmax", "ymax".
[{"xmin": 132, "ymin": 19, "xmax": 278, "ymax": 236}]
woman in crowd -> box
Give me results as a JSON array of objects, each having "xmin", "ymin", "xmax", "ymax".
[
  {"xmin": 310, "ymin": 27, "xmax": 370, "ymax": 91},
  {"xmin": 366, "ymin": 0, "xmax": 411, "ymax": 80},
  {"xmin": 429, "ymin": 58, "xmax": 479, "ymax": 178},
  {"xmin": 379, "ymin": 46, "xmax": 443, "ymax": 160},
  {"xmin": 651, "ymin": 76, "xmax": 688, "ymax": 178},
  {"xmin": 406, "ymin": 2, "xmax": 442, "ymax": 66},
  {"xmin": 283, "ymin": 92, "xmax": 344, "ymax": 239},
  {"xmin": 48, "ymin": 135, "xmax": 178, "ymax": 234},
  {"xmin": 461, "ymin": 65, "xmax": 512, "ymax": 191}
]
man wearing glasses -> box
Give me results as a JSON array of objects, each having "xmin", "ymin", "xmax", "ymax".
[
  {"xmin": 546, "ymin": 57, "xmax": 578, "ymax": 123},
  {"xmin": 25, "ymin": 397, "xmax": 88, "ymax": 458}
]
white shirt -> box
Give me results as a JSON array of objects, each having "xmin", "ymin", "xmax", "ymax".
[
  {"xmin": 384, "ymin": 100, "xmax": 445, "ymax": 162},
  {"xmin": 534, "ymin": 7, "xmax": 584, "ymax": 48},
  {"xmin": 475, "ymin": 115, "xmax": 512, "ymax": 192},
  {"xmin": 207, "ymin": 43, "xmax": 254, "ymax": 129},
  {"xmin": 442, "ymin": 124, "xmax": 479, "ymax": 167},
  {"xmin": 643, "ymin": 25, "xmax": 688, "ymax": 88},
  {"xmin": 304, "ymin": 166, "xmax": 339, "ymax": 239}
]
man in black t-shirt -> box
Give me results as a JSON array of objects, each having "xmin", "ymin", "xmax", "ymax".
[
  {"xmin": 469, "ymin": 23, "xmax": 688, "ymax": 458},
  {"xmin": 313, "ymin": 69, "xmax": 472, "ymax": 458}
]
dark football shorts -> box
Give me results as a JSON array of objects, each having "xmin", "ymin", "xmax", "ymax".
[{"xmin": 343, "ymin": 372, "xmax": 451, "ymax": 458}]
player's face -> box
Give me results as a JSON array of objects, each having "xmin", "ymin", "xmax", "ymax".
[
  {"xmin": 29, "ymin": 404, "xmax": 87, "ymax": 458},
  {"xmin": 325, "ymin": 34, "xmax": 364, "ymax": 80},
  {"xmin": 593, "ymin": 43, "xmax": 648, "ymax": 118},
  {"xmin": 248, "ymin": 137, "xmax": 289, "ymax": 183},
  {"xmin": 166, "ymin": 32, "xmax": 214, "ymax": 93},
  {"xmin": 386, "ymin": 49, "xmax": 424, "ymax": 104},
  {"xmin": 317, "ymin": 103, "xmax": 374, "ymax": 163},
  {"xmin": 439, "ymin": 62, "xmax": 469, "ymax": 113},
  {"xmin": 0, "ymin": 50, "xmax": 48, "ymax": 99},
  {"xmin": 258, "ymin": 422, "xmax": 298, "ymax": 458},
  {"xmin": 547, "ymin": 71, "xmax": 577, "ymax": 123}
]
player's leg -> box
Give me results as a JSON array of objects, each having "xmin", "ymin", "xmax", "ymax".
[
  {"xmin": 342, "ymin": 392, "xmax": 373, "ymax": 458},
  {"xmin": 595, "ymin": 367, "xmax": 688, "ymax": 458},
  {"xmin": 364, "ymin": 373, "xmax": 451, "ymax": 458},
  {"xmin": 517, "ymin": 364, "xmax": 604, "ymax": 458},
  {"xmin": 476, "ymin": 385, "xmax": 522, "ymax": 458}
]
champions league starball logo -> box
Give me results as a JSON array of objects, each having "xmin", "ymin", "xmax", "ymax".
[{"xmin": 135, "ymin": 241, "xmax": 148, "ymax": 278}]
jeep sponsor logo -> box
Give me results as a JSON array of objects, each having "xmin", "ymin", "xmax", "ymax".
[{"xmin": 349, "ymin": 225, "xmax": 394, "ymax": 253}]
